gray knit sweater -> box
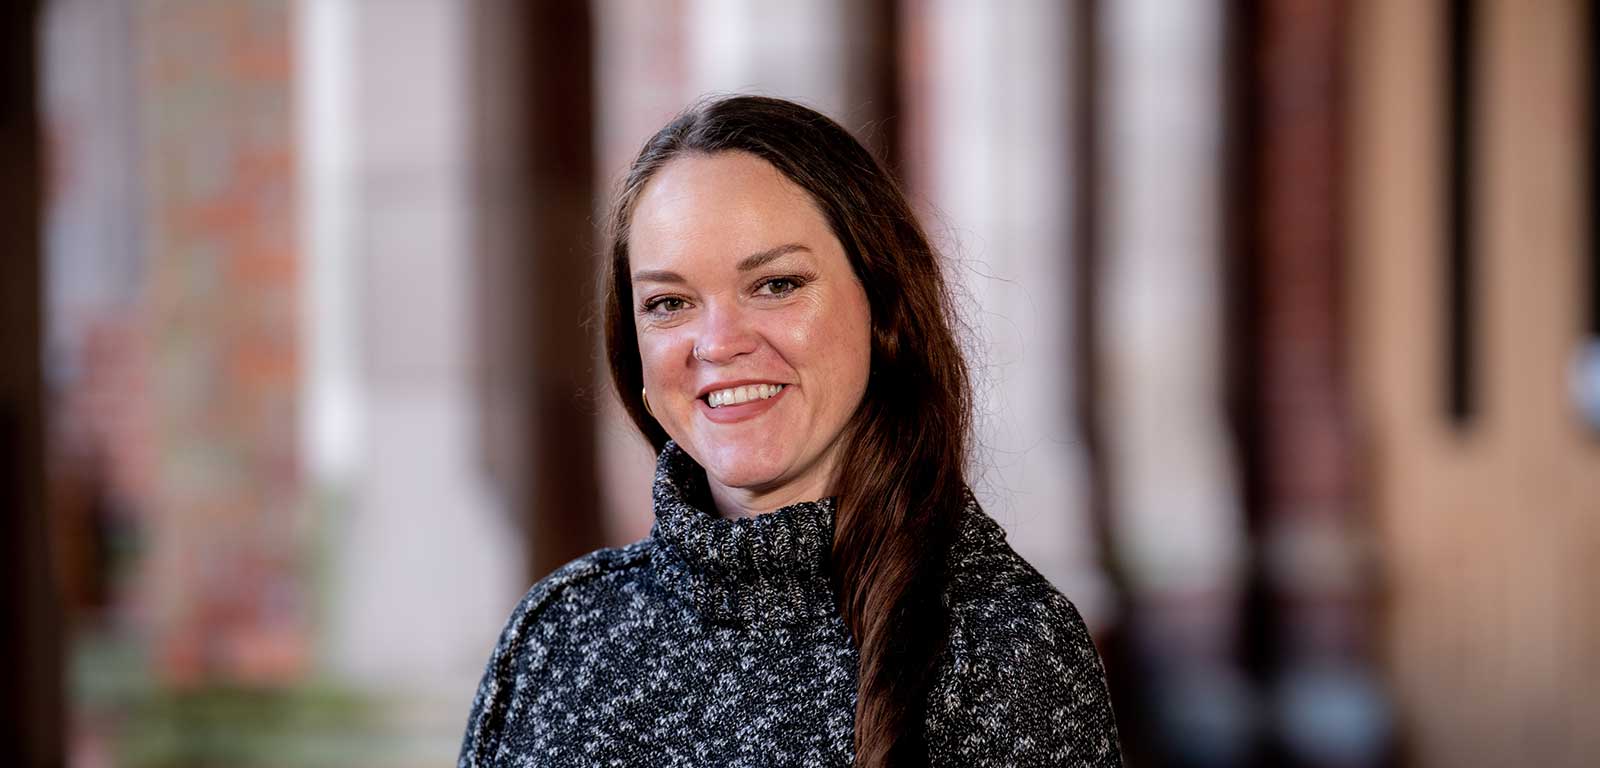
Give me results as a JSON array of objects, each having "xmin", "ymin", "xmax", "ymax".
[{"xmin": 458, "ymin": 441, "xmax": 1122, "ymax": 766}]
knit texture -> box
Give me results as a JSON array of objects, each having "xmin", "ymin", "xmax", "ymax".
[{"xmin": 458, "ymin": 441, "xmax": 1122, "ymax": 766}]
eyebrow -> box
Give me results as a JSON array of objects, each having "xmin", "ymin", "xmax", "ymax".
[{"xmin": 631, "ymin": 243, "xmax": 812, "ymax": 285}]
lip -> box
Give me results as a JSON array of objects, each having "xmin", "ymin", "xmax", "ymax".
[{"xmin": 695, "ymin": 383, "xmax": 790, "ymax": 424}]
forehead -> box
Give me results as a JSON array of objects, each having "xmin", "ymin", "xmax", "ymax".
[{"xmin": 628, "ymin": 152, "xmax": 834, "ymax": 271}]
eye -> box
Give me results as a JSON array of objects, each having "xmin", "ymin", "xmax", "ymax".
[
  {"xmin": 756, "ymin": 276, "xmax": 805, "ymax": 296},
  {"xmin": 641, "ymin": 296, "xmax": 689, "ymax": 315}
]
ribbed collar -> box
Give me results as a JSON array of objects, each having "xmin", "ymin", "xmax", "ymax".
[{"xmin": 647, "ymin": 440, "xmax": 841, "ymax": 628}]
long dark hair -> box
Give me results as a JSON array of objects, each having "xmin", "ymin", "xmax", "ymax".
[{"xmin": 601, "ymin": 95, "xmax": 973, "ymax": 767}]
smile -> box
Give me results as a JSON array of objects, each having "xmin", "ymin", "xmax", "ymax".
[
  {"xmin": 705, "ymin": 383, "xmax": 785, "ymax": 408},
  {"xmin": 695, "ymin": 383, "xmax": 789, "ymax": 424}
]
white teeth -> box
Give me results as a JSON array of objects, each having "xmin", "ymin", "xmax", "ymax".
[{"xmin": 707, "ymin": 383, "xmax": 784, "ymax": 408}]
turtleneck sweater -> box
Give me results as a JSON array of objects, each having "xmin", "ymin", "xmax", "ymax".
[{"xmin": 457, "ymin": 441, "xmax": 1122, "ymax": 767}]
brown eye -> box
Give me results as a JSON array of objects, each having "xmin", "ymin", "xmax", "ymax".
[
  {"xmin": 758, "ymin": 277, "xmax": 802, "ymax": 296},
  {"xmin": 643, "ymin": 296, "xmax": 688, "ymax": 314}
]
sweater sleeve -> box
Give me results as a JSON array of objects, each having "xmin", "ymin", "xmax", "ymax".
[
  {"xmin": 456, "ymin": 546, "xmax": 638, "ymax": 768},
  {"xmin": 456, "ymin": 583, "xmax": 545, "ymax": 768},
  {"xmin": 927, "ymin": 585, "xmax": 1123, "ymax": 767}
]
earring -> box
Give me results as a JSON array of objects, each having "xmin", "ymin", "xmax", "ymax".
[{"xmin": 642, "ymin": 387, "xmax": 654, "ymax": 418}]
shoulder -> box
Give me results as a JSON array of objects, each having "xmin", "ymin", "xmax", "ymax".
[
  {"xmin": 928, "ymin": 503, "xmax": 1123, "ymax": 767},
  {"xmin": 486, "ymin": 540, "xmax": 656, "ymax": 649},
  {"xmin": 942, "ymin": 507, "xmax": 1096, "ymax": 664},
  {"xmin": 517, "ymin": 540, "xmax": 655, "ymax": 618},
  {"xmin": 457, "ymin": 540, "xmax": 654, "ymax": 768}
]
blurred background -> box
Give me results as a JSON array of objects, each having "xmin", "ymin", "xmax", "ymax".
[{"xmin": 2, "ymin": 0, "xmax": 1596, "ymax": 766}]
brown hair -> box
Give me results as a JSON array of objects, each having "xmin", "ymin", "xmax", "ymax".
[{"xmin": 601, "ymin": 95, "xmax": 973, "ymax": 767}]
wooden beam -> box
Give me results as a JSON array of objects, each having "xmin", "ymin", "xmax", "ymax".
[{"xmin": 0, "ymin": 1, "xmax": 65, "ymax": 765}]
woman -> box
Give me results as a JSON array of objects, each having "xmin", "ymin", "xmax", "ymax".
[{"xmin": 458, "ymin": 95, "xmax": 1122, "ymax": 767}]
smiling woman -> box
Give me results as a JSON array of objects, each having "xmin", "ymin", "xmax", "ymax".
[{"xmin": 457, "ymin": 96, "xmax": 1123, "ymax": 768}]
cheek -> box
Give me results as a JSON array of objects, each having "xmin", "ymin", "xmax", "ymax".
[
  {"xmin": 636, "ymin": 330, "xmax": 684, "ymax": 391},
  {"xmin": 836, "ymin": 299, "xmax": 874, "ymax": 392},
  {"xmin": 834, "ymin": 279, "xmax": 873, "ymax": 346},
  {"xmin": 782, "ymin": 289, "xmax": 872, "ymax": 397}
]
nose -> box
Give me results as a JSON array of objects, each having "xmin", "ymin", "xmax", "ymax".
[{"xmin": 692, "ymin": 301, "xmax": 759, "ymax": 364}]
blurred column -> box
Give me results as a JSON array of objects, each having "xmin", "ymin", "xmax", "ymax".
[
  {"xmin": 467, "ymin": 0, "xmax": 605, "ymax": 579},
  {"xmin": 1349, "ymin": 0, "xmax": 1600, "ymax": 765},
  {"xmin": 295, "ymin": 0, "xmax": 523, "ymax": 745},
  {"xmin": 684, "ymin": 0, "xmax": 896, "ymax": 153},
  {"xmin": 39, "ymin": 0, "xmax": 147, "ymax": 639},
  {"xmin": 133, "ymin": 0, "xmax": 309, "ymax": 685},
  {"xmin": 593, "ymin": 0, "xmax": 900, "ymax": 541},
  {"xmin": 907, "ymin": 0, "xmax": 1110, "ymax": 625},
  {"xmin": 1232, "ymin": 2, "xmax": 1391, "ymax": 766},
  {"xmin": 0, "ymin": 2, "xmax": 62, "ymax": 764},
  {"xmin": 1101, "ymin": 0, "xmax": 1253, "ymax": 764}
]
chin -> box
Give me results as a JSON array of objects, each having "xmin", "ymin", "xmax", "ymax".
[{"xmin": 693, "ymin": 439, "xmax": 794, "ymax": 492}]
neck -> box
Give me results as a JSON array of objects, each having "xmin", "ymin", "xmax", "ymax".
[{"xmin": 647, "ymin": 439, "xmax": 844, "ymax": 628}]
